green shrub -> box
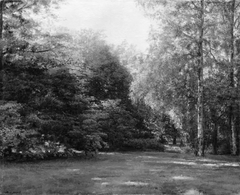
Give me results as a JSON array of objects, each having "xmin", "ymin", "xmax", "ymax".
[
  {"xmin": 180, "ymin": 146, "xmax": 193, "ymax": 154},
  {"xmin": 122, "ymin": 139, "xmax": 164, "ymax": 151},
  {"xmin": 83, "ymin": 134, "xmax": 109, "ymax": 157},
  {"xmin": 2, "ymin": 140, "xmax": 72, "ymax": 161}
]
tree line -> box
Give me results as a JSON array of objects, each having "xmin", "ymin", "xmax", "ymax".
[
  {"xmin": 135, "ymin": 0, "xmax": 240, "ymax": 156},
  {"xmin": 0, "ymin": 0, "xmax": 167, "ymax": 161},
  {"xmin": 1, "ymin": 0, "xmax": 239, "ymax": 161}
]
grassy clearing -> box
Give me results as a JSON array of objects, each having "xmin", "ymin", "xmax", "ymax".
[{"xmin": 1, "ymin": 151, "xmax": 240, "ymax": 195}]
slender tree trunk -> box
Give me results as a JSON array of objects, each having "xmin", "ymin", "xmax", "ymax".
[
  {"xmin": 229, "ymin": 0, "xmax": 239, "ymax": 155},
  {"xmin": 212, "ymin": 123, "xmax": 218, "ymax": 155},
  {"xmin": 185, "ymin": 64, "xmax": 193, "ymax": 146},
  {"xmin": 236, "ymin": 107, "xmax": 239, "ymax": 153},
  {"xmin": 0, "ymin": 1, "xmax": 3, "ymax": 101},
  {"xmin": 237, "ymin": 63, "xmax": 240, "ymax": 154},
  {"xmin": 235, "ymin": 65, "xmax": 240, "ymax": 155},
  {"xmin": 235, "ymin": 54, "xmax": 240, "ymax": 155},
  {"xmin": 234, "ymin": 3, "xmax": 240, "ymax": 156},
  {"xmin": 197, "ymin": 0, "xmax": 205, "ymax": 157},
  {"xmin": 173, "ymin": 136, "xmax": 177, "ymax": 145},
  {"xmin": 0, "ymin": 1, "xmax": 3, "ymax": 71}
]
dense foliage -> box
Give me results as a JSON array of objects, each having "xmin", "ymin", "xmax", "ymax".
[
  {"xmin": 2, "ymin": 0, "xmax": 239, "ymax": 161},
  {"xmin": 0, "ymin": 2, "xmax": 163, "ymax": 161},
  {"xmin": 135, "ymin": 0, "xmax": 240, "ymax": 156}
]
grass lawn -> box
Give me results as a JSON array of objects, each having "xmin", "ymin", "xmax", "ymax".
[{"xmin": 1, "ymin": 151, "xmax": 240, "ymax": 195}]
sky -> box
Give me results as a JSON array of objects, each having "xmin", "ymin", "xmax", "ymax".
[{"xmin": 53, "ymin": 0, "xmax": 152, "ymax": 52}]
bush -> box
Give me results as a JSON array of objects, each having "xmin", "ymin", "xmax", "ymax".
[
  {"xmin": 180, "ymin": 145, "xmax": 193, "ymax": 154},
  {"xmin": 122, "ymin": 139, "xmax": 164, "ymax": 151},
  {"xmin": 83, "ymin": 134, "xmax": 109, "ymax": 157},
  {"xmin": 2, "ymin": 141, "xmax": 72, "ymax": 162}
]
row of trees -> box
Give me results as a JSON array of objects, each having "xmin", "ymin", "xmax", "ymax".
[
  {"xmin": 4, "ymin": 0, "xmax": 238, "ymax": 160},
  {"xmin": 134, "ymin": 0, "xmax": 240, "ymax": 156},
  {"xmin": 0, "ymin": 0, "xmax": 168, "ymax": 161}
]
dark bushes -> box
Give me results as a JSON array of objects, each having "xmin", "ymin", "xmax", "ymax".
[
  {"xmin": 122, "ymin": 139, "xmax": 164, "ymax": 151},
  {"xmin": 1, "ymin": 140, "xmax": 72, "ymax": 162}
]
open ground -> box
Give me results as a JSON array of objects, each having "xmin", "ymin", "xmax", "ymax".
[{"xmin": 1, "ymin": 151, "xmax": 240, "ymax": 195}]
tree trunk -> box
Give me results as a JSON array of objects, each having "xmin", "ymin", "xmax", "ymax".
[
  {"xmin": 197, "ymin": 0, "xmax": 205, "ymax": 157},
  {"xmin": 236, "ymin": 107, "xmax": 239, "ymax": 153},
  {"xmin": 185, "ymin": 64, "xmax": 193, "ymax": 146},
  {"xmin": 0, "ymin": 1, "xmax": 3, "ymax": 71},
  {"xmin": 235, "ymin": 74, "xmax": 239, "ymax": 154},
  {"xmin": 237, "ymin": 66, "xmax": 240, "ymax": 154},
  {"xmin": 0, "ymin": 1, "xmax": 3, "ymax": 101},
  {"xmin": 173, "ymin": 136, "xmax": 177, "ymax": 145},
  {"xmin": 229, "ymin": 0, "xmax": 239, "ymax": 155},
  {"xmin": 212, "ymin": 123, "xmax": 218, "ymax": 155}
]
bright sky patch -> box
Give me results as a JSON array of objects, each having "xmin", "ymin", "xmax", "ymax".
[{"xmin": 54, "ymin": 0, "xmax": 152, "ymax": 52}]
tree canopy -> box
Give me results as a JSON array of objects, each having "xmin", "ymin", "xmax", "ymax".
[{"xmin": 1, "ymin": 0, "xmax": 240, "ymax": 161}]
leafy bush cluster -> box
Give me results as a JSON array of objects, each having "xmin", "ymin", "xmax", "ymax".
[
  {"xmin": 83, "ymin": 134, "xmax": 109, "ymax": 156},
  {"xmin": 2, "ymin": 141, "xmax": 72, "ymax": 162},
  {"xmin": 0, "ymin": 19, "xmax": 159, "ymax": 161},
  {"xmin": 122, "ymin": 139, "xmax": 164, "ymax": 151},
  {"xmin": 68, "ymin": 99, "xmax": 154, "ymax": 152}
]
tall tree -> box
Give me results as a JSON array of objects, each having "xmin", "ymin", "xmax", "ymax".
[
  {"xmin": 136, "ymin": 0, "xmax": 240, "ymax": 155},
  {"xmin": 0, "ymin": 0, "xmax": 63, "ymax": 99},
  {"xmin": 229, "ymin": 0, "xmax": 239, "ymax": 155},
  {"xmin": 197, "ymin": 0, "xmax": 205, "ymax": 156},
  {"xmin": 0, "ymin": 0, "xmax": 3, "ymax": 72}
]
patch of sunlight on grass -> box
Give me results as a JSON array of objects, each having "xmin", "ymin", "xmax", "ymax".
[
  {"xmin": 66, "ymin": 168, "xmax": 80, "ymax": 172},
  {"xmin": 201, "ymin": 162, "xmax": 240, "ymax": 167},
  {"xmin": 172, "ymin": 176, "xmax": 195, "ymax": 180},
  {"xmin": 172, "ymin": 161, "xmax": 197, "ymax": 166},
  {"xmin": 99, "ymin": 152, "xmax": 117, "ymax": 155},
  {"xmin": 184, "ymin": 189, "xmax": 204, "ymax": 195},
  {"xmin": 143, "ymin": 160, "xmax": 198, "ymax": 166},
  {"xmin": 101, "ymin": 182, "xmax": 109, "ymax": 186},
  {"xmin": 100, "ymin": 181, "xmax": 150, "ymax": 187},
  {"xmin": 91, "ymin": 177, "xmax": 103, "ymax": 181},
  {"xmin": 197, "ymin": 159, "xmax": 220, "ymax": 162},
  {"xmin": 219, "ymin": 162, "xmax": 240, "ymax": 167},
  {"xmin": 137, "ymin": 156, "xmax": 159, "ymax": 159},
  {"xmin": 160, "ymin": 160, "xmax": 240, "ymax": 167},
  {"xmin": 122, "ymin": 181, "xmax": 149, "ymax": 186},
  {"xmin": 201, "ymin": 163, "xmax": 221, "ymax": 168},
  {"xmin": 142, "ymin": 160, "xmax": 168, "ymax": 164},
  {"xmin": 144, "ymin": 159, "xmax": 240, "ymax": 167},
  {"xmin": 149, "ymin": 169, "xmax": 162, "ymax": 172}
]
